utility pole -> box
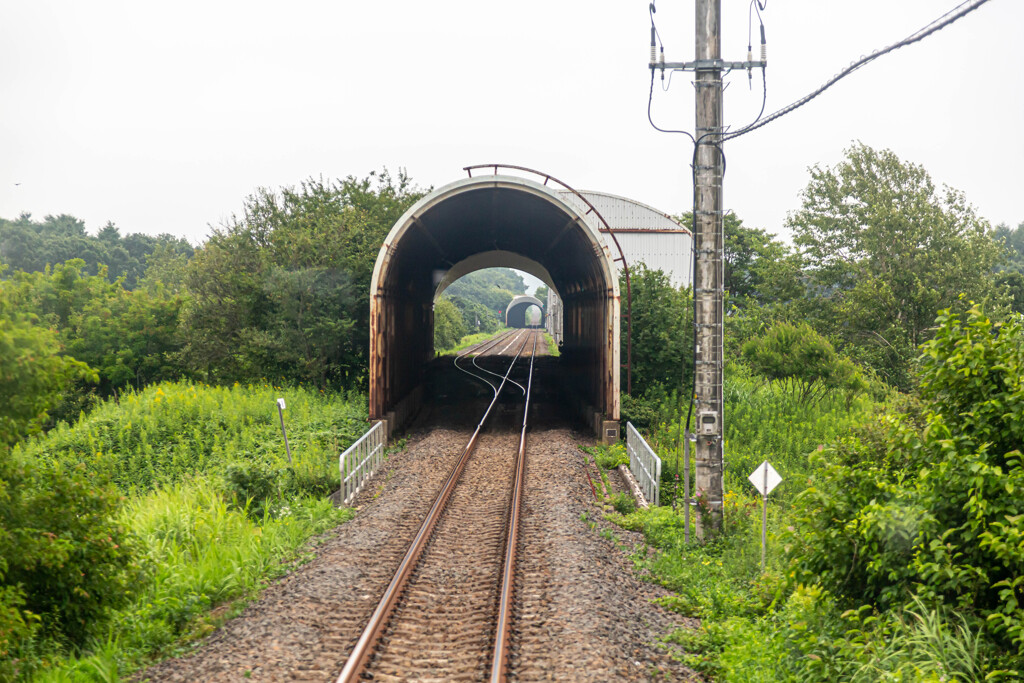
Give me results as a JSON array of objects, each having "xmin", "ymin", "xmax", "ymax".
[
  {"xmin": 693, "ymin": 0, "xmax": 724, "ymax": 538},
  {"xmin": 650, "ymin": 0, "xmax": 762, "ymax": 537}
]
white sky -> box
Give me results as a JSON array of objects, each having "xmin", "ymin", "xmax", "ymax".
[{"xmin": 2, "ymin": 1, "xmax": 1021, "ymax": 251}]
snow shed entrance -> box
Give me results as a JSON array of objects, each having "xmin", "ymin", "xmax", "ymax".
[
  {"xmin": 505, "ymin": 295, "xmax": 544, "ymax": 328},
  {"xmin": 368, "ymin": 174, "xmax": 620, "ymax": 439}
]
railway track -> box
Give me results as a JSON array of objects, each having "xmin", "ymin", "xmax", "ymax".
[{"xmin": 337, "ymin": 328, "xmax": 540, "ymax": 683}]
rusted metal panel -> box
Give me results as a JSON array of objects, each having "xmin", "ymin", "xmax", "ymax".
[{"xmin": 368, "ymin": 172, "xmax": 623, "ymax": 429}]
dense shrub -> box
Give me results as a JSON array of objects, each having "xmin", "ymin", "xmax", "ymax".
[
  {"xmin": 787, "ymin": 306, "xmax": 1024, "ymax": 669},
  {"xmin": 433, "ymin": 297, "xmax": 467, "ymax": 350},
  {"xmin": 742, "ymin": 321, "xmax": 865, "ymax": 406},
  {"xmin": 14, "ymin": 381, "xmax": 367, "ymax": 496},
  {"xmin": 0, "ymin": 451, "xmax": 137, "ymax": 660}
]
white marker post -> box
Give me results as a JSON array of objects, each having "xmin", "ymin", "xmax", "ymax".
[
  {"xmin": 277, "ymin": 398, "xmax": 292, "ymax": 464},
  {"xmin": 747, "ymin": 460, "xmax": 782, "ymax": 572}
]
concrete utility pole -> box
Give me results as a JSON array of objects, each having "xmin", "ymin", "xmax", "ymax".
[{"xmin": 693, "ymin": 0, "xmax": 725, "ymax": 538}]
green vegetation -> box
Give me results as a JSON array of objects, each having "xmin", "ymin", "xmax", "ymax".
[
  {"xmin": 0, "ymin": 214, "xmax": 193, "ymax": 290},
  {"xmin": 1, "ymin": 382, "xmax": 367, "ymax": 680},
  {"xmin": 442, "ymin": 268, "xmax": 526, "ymax": 318},
  {"xmin": 618, "ymin": 264, "xmax": 693, "ymax": 430},
  {"xmin": 0, "ymin": 286, "xmax": 96, "ymax": 446},
  {"xmin": 3, "ymin": 147, "xmax": 1024, "ymax": 680},
  {"xmin": 609, "ymin": 308, "xmax": 1024, "ymax": 679}
]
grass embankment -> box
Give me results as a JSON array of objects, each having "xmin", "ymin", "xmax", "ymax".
[
  {"xmin": 435, "ymin": 327, "xmax": 513, "ymax": 356},
  {"xmin": 11, "ymin": 381, "xmax": 368, "ymax": 681},
  {"xmin": 437, "ymin": 327, "xmax": 559, "ymax": 358},
  {"xmin": 602, "ymin": 311, "xmax": 1024, "ymax": 680},
  {"xmin": 600, "ymin": 368, "xmax": 884, "ymax": 679}
]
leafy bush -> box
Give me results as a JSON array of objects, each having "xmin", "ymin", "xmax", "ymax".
[
  {"xmin": 787, "ymin": 306, "xmax": 1024, "ymax": 670},
  {"xmin": 595, "ymin": 442, "xmax": 629, "ymax": 470},
  {"xmin": 0, "ymin": 452, "xmax": 138, "ymax": 656},
  {"xmin": 610, "ymin": 492, "xmax": 636, "ymax": 515},
  {"xmin": 742, "ymin": 321, "xmax": 865, "ymax": 406},
  {"xmin": 433, "ymin": 297, "xmax": 467, "ymax": 350}
]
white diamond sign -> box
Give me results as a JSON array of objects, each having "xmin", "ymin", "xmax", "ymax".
[{"xmin": 748, "ymin": 460, "xmax": 782, "ymax": 497}]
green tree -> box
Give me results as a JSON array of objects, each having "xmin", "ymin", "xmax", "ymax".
[
  {"xmin": 179, "ymin": 171, "xmax": 425, "ymax": 387},
  {"xmin": 621, "ymin": 264, "xmax": 693, "ymax": 395},
  {"xmin": 788, "ymin": 142, "xmax": 1004, "ymax": 389},
  {"xmin": 741, "ymin": 322, "xmax": 863, "ymax": 405},
  {"xmin": 0, "ymin": 281, "xmax": 95, "ymax": 447},
  {"xmin": 433, "ymin": 297, "xmax": 467, "ymax": 350},
  {"xmin": 994, "ymin": 221, "xmax": 1024, "ymax": 273}
]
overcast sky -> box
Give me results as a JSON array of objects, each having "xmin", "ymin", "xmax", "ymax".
[{"xmin": 2, "ymin": 0, "xmax": 1021, "ymax": 250}]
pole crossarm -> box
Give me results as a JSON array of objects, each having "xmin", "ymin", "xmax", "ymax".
[{"xmin": 650, "ymin": 59, "xmax": 765, "ymax": 72}]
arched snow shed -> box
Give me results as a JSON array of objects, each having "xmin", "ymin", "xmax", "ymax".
[
  {"xmin": 369, "ymin": 175, "xmax": 620, "ymax": 434},
  {"xmin": 505, "ymin": 295, "xmax": 544, "ymax": 328}
]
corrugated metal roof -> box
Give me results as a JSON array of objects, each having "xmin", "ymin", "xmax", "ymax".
[
  {"xmin": 557, "ymin": 190, "xmax": 693, "ymax": 288},
  {"xmin": 557, "ymin": 190, "xmax": 691, "ymax": 234}
]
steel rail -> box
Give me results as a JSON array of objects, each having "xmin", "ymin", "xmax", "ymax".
[
  {"xmin": 473, "ymin": 329, "xmax": 527, "ymax": 395},
  {"xmin": 454, "ymin": 329, "xmax": 527, "ymax": 396},
  {"xmin": 336, "ymin": 330, "xmax": 534, "ymax": 683},
  {"xmin": 489, "ymin": 329, "xmax": 538, "ymax": 682}
]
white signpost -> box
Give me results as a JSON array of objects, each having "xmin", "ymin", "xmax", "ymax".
[
  {"xmin": 276, "ymin": 398, "xmax": 293, "ymax": 464},
  {"xmin": 748, "ymin": 460, "xmax": 782, "ymax": 571}
]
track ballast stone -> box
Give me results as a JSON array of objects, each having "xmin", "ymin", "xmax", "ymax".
[{"xmin": 137, "ymin": 427, "xmax": 699, "ymax": 682}]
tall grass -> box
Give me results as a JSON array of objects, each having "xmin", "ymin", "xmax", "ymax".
[
  {"xmin": 14, "ymin": 381, "xmax": 368, "ymax": 495},
  {"xmin": 32, "ymin": 478, "xmax": 353, "ymax": 681},
  {"xmin": 646, "ymin": 362, "xmax": 879, "ymax": 503},
  {"xmin": 14, "ymin": 382, "xmax": 368, "ymax": 681}
]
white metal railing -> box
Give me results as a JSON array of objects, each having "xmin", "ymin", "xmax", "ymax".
[
  {"xmin": 626, "ymin": 422, "xmax": 662, "ymax": 507},
  {"xmin": 340, "ymin": 421, "xmax": 386, "ymax": 506}
]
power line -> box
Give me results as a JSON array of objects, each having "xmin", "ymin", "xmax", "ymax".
[{"xmin": 723, "ymin": 0, "xmax": 993, "ymax": 143}]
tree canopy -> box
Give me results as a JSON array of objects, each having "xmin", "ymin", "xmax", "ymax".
[
  {"xmin": 788, "ymin": 142, "xmax": 1005, "ymax": 389},
  {"xmin": 0, "ymin": 213, "xmax": 192, "ymax": 290},
  {"xmin": 442, "ymin": 268, "xmax": 526, "ymax": 317},
  {"xmin": 179, "ymin": 171, "xmax": 425, "ymax": 388}
]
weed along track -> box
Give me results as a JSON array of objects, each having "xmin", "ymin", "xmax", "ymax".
[
  {"xmin": 137, "ymin": 328, "xmax": 695, "ymax": 683},
  {"xmin": 337, "ymin": 329, "xmax": 538, "ymax": 682}
]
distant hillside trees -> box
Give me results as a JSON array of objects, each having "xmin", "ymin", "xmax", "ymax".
[
  {"xmin": 442, "ymin": 268, "xmax": 526, "ymax": 317},
  {"xmin": 0, "ymin": 213, "xmax": 193, "ymax": 289}
]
